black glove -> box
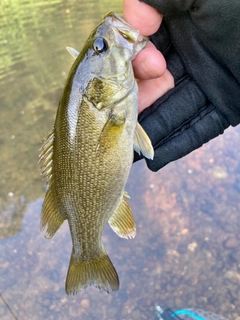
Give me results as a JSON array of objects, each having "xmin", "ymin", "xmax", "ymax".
[{"xmin": 135, "ymin": 0, "xmax": 240, "ymax": 171}]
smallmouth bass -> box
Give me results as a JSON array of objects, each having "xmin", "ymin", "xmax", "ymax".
[{"xmin": 39, "ymin": 12, "xmax": 154, "ymax": 294}]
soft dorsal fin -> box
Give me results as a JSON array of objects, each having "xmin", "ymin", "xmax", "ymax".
[
  {"xmin": 108, "ymin": 191, "xmax": 136, "ymax": 239},
  {"xmin": 134, "ymin": 122, "xmax": 154, "ymax": 160},
  {"xmin": 41, "ymin": 186, "xmax": 65, "ymax": 239},
  {"xmin": 66, "ymin": 46, "xmax": 79, "ymax": 60}
]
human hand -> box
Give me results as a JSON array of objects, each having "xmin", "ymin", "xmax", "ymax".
[
  {"xmin": 123, "ymin": 0, "xmax": 240, "ymax": 171},
  {"xmin": 123, "ymin": 0, "xmax": 174, "ymax": 113}
]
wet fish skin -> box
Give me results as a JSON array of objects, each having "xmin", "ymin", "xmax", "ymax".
[{"xmin": 40, "ymin": 12, "xmax": 153, "ymax": 294}]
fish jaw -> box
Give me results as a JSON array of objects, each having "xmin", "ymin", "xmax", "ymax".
[{"xmin": 104, "ymin": 12, "xmax": 149, "ymax": 59}]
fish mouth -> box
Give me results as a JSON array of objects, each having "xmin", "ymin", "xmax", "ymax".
[
  {"xmin": 104, "ymin": 12, "xmax": 148, "ymax": 58},
  {"xmin": 104, "ymin": 12, "xmax": 149, "ymax": 47}
]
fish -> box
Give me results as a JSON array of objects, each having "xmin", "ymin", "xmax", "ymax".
[{"xmin": 39, "ymin": 12, "xmax": 154, "ymax": 295}]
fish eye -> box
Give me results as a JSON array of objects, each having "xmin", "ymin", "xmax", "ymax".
[{"xmin": 93, "ymin": 37, "xmax": 108, "ymax": 54}]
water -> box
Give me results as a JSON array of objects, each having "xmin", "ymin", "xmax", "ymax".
[{"xmin": 1, "ymin": 0, "xmax": 240, "ymax": 319}]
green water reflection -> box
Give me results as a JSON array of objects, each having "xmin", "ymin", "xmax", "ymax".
[{"xmin": 1, "ymin": 0, "xmax": 240, "ymax": 319}]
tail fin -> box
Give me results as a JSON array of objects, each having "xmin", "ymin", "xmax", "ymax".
[{"xmin": 65, "ymin": 250, "xmax": 119, "ymax": 294}]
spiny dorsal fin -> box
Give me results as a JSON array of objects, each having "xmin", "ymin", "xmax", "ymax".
[
  {"xmin": 39, "ymin": 127, "xmax": 66, "ymax": 238},
  {"xmin": 134, "ymin": 122, "xmax": 154, "ymax": 160},
  {"xmin": 66, "ymin": 46, "xmax": 79, "ymax": 60},
  {"xmin": 39, "ymin": 127, "xmax": 54, "ymax": 184},
  {"xmin": 108, "ymin": 191, "xmax": 136, "ymax": 239}
]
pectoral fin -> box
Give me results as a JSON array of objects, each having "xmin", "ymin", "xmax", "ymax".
[
  {"xmin": 108, "ymin": 191, "xmax": 136, "ymax": 239},
  {"xmin": 96, "ymin": 111, "xmax": 125, "ymax": 154},
  {"xmin": 134, "ymin": 122, "xmax": 154, "ymax": 160},
  {"xmin": 66, "ymin": 46, "xmax": 79, "ymax": 59}
]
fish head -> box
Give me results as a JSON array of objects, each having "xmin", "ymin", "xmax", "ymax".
[
  {"xmin": 102, "ymin": 12, "xmax": 148, "ymax": 61},
  {"xmin": 89, "ymin": 12, "xmax": 148, "ymax": 81},
  {"xmin": 71, "ymin": 12, "xmax": 148, "ymax": 108}
]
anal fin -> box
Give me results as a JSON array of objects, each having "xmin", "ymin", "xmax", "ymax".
[
  {"xmin": 134, "ymin": 122, "xmax": 154, "ymax": 160},
  {"xmin": 41, "ymin": 185, "xmax": 64, "ymax": 239},
  {"xmin": 108, "ymin": 191, "xmax": 136, "ymax": 239}
]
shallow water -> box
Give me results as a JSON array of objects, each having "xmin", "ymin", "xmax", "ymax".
[{"xmin": 1, "ymin": 1, "xmax": 240, "ymax": 319}]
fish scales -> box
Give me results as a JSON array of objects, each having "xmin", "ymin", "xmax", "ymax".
[
  {"xmin": 40, "ymin": 12, "xmax": 154, "ymax": 294},
  {"xmin": 57, "ymin": 100, "xmax": 129, "ymax": 251}
]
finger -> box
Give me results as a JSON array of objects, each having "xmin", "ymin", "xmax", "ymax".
[
  {"xmin": 138, "ymin": 69, "xmax": 175, "ymax": 113},
  {"xmin": 133, "ymin": 42, "xmax": 166, "ymax": 80},
  {"xmin": 123, "ymin": 0, "xmax": 162, "ymax": 36}
]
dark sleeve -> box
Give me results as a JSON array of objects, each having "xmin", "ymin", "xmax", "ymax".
[
  {"xmin": 134, "ymin": 0, "xmax": 240, "ymax": 171},
  {"xmin": 140, "ymin": 0, "xmax": 240, "ymax": 126}
]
